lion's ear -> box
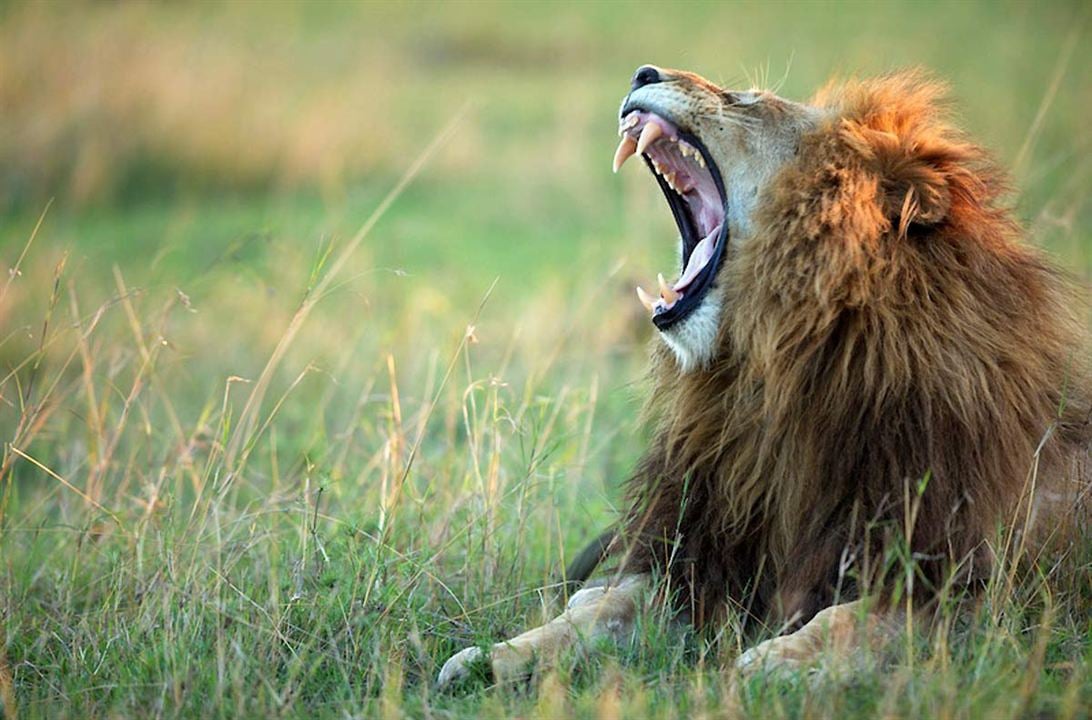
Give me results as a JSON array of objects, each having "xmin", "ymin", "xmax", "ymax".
[
  {"xmin": 880, "ymin": 153, "xmax": 951, "ymax": 228},
  {"xmin": 842, "ymin": 122, "xmax": 954, "ymax": 231}
]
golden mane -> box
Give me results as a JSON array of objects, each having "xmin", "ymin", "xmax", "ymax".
[{"xmin": 619, "ymin": 71, "xmax": 1091, "ymax": 628}]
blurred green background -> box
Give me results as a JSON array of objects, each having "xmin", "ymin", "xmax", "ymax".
[{"xmin": 1, "ymin": 1, "xmax": 1089, "ymax": 716}]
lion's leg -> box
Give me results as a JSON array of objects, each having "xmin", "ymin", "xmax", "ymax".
[
  {"xmin": 437, "ymin": 574, "xmax": 648, "ymax": 688},
  {"xmin": 735, "ymin": 600, "xmax": 902, "ymax": 674}
]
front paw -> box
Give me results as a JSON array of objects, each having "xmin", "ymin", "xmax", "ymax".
[
  {"xmin": 437, "ymin": 646, "xmax": 490, "ymax": 690},
  {"xmin": 735, "ymin": 636, "xmax": 810, "ymax": 675}
]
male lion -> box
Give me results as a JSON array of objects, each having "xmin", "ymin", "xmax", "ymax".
[{"xmin": 438, "ymin": 66, "xmax": 1090, "ymax": 687}]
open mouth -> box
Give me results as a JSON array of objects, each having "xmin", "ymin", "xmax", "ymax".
[{"xmin": 613, "ymin": 108, "xmax": 729, "ymax": 331}]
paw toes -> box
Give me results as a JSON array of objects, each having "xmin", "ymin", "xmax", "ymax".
[
  {"xmin": 436, "ymin": 646, "xmax": 489, "ymax": 690},
  {"xmin": 735, "ymin": 638, "xmax": 805, "ymax": 675}
]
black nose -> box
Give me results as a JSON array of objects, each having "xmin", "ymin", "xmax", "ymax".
[{"xmin": 631, "ymin": 65, "xmax": 662, "ymax": 90}]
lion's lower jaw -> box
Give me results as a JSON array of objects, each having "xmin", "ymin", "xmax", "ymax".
[{"xmin": 659, "ymin": 286, "xmax": 723, "ymax": 372}]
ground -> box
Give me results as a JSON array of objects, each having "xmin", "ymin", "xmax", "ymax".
[{"xmin": 0, "ymin": 1, "xmax": 1089, "ymax": 717}]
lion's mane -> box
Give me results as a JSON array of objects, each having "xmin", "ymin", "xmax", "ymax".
[{"xmin": 619, "ymin": 72, "xmax": 1090, "ymax": 628}]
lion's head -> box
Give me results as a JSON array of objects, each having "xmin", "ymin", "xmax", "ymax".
[
  {"xmin": 615, "ymin": 65, "xmax": 822, "ymax": 370},
  {"xmin": 615, "ymin": 65, "xmax": 1004, "ymax": 374}
]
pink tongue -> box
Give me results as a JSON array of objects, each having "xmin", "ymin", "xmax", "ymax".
[{"xmin": 673, "ymin": 225, "xmax": 720, "ymax": 291}]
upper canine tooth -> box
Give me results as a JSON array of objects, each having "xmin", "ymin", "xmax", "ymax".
[
  {"xmin": 636, "ymin": 122, "xmax": 664, "ymax": 155},
  {"xmin": 613, "ymin": 136, "xmax": 638, "ymax": 173}
]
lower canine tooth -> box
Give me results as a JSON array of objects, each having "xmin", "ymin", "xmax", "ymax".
[{"xmin": 658, "ymin": 273, "xmax": 679, "ymax": 304}]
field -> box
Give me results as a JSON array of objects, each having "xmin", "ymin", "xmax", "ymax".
[{"xmin": 1, "ymin": 1, "xmax": 1090, "ymax": 717}]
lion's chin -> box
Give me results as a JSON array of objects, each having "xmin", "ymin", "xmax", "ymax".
[
  {"xmin": 614, "ymin": 109, "xmax": 729, "ymax": 334},
  {"xmin": 658, "ymin": 283, "xmax": 724, "ymax": 373}
]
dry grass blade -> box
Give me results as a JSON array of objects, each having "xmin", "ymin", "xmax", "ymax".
[
  {"xmin": 1012, "ymin": 25, "xmax": 1081, "ymax": 176},
  {"xmin": 0, "ymin": 198, "xmax": 52, "ymax": 306},
  {"xmin": 224, "ymin": 104, "xmax": 473, "ymax": 477},
  {"xmin": 9, "ymin": 446, "xmax": 129, "ymax": 536},
  {"xmin": 0, "ymin": 649, "xmax": 14, "ymax": 720}
]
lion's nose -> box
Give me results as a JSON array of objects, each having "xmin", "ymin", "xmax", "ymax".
[{"xmin": 631, "ymin": 65, "xmax": 662, "ymax": 90}]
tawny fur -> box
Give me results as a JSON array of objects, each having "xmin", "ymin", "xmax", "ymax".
[{"xmin": 619, "ymin": 72, "xmax": 1091, "ymax": 630}]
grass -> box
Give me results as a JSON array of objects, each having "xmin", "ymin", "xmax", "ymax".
[{"xmin": 1, "ymin": 1, "xmax": 1090, "ymax": 717}]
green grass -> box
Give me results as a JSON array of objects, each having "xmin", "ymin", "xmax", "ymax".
[{"xmin": 1, "ymin": 1, "xmax": 1090, "ymax": 717}]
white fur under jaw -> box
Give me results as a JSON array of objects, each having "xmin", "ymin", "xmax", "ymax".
[{"xmin": 659, "ymin": 284, "xmax": 723, "ymax": 372}]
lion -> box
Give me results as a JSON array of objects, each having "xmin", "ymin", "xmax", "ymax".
[{"xmin": 438, "ymin": 65, "xmax": 1090, "ymax": 687}]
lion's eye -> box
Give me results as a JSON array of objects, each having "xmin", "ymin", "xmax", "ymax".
[{"xmin": 723, "ymin": 92, "xmax": 741, "ymax": 105}]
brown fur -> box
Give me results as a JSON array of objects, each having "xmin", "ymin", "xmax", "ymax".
[{"xmin": 618, "ymin": 73, "xmax": 1091, "ymax": 630}]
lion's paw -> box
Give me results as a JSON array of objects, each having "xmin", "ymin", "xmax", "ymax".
[
  {"xmin": 735, "ymin": 636, "xmax": 811, "ymax": 676},
  {"xmin": 436, "ymin": 646, "xmax": 490, "ymax": 690}
]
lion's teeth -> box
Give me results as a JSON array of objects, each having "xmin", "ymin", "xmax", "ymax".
[
  {"xmin": 665, "ymin": 172, "xmax": 688, "ymax": 194},
  {"xmin": 636, "ymin": 122, "xmax": 663, "ymax": 155},
  {"xmin": 678, "ymin": 141, "xmax": 706, "ymax": 168},
  {"xmin": 658, "ymin": 273, "xmax": 679, "ymax": 304},
  {"xmin": 636, "ymin": 285, "xmax": 657, "ymax": 312},
  {"xmin": 613, "ymin": 136, "xmax": 637, "ymax": 173}
]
